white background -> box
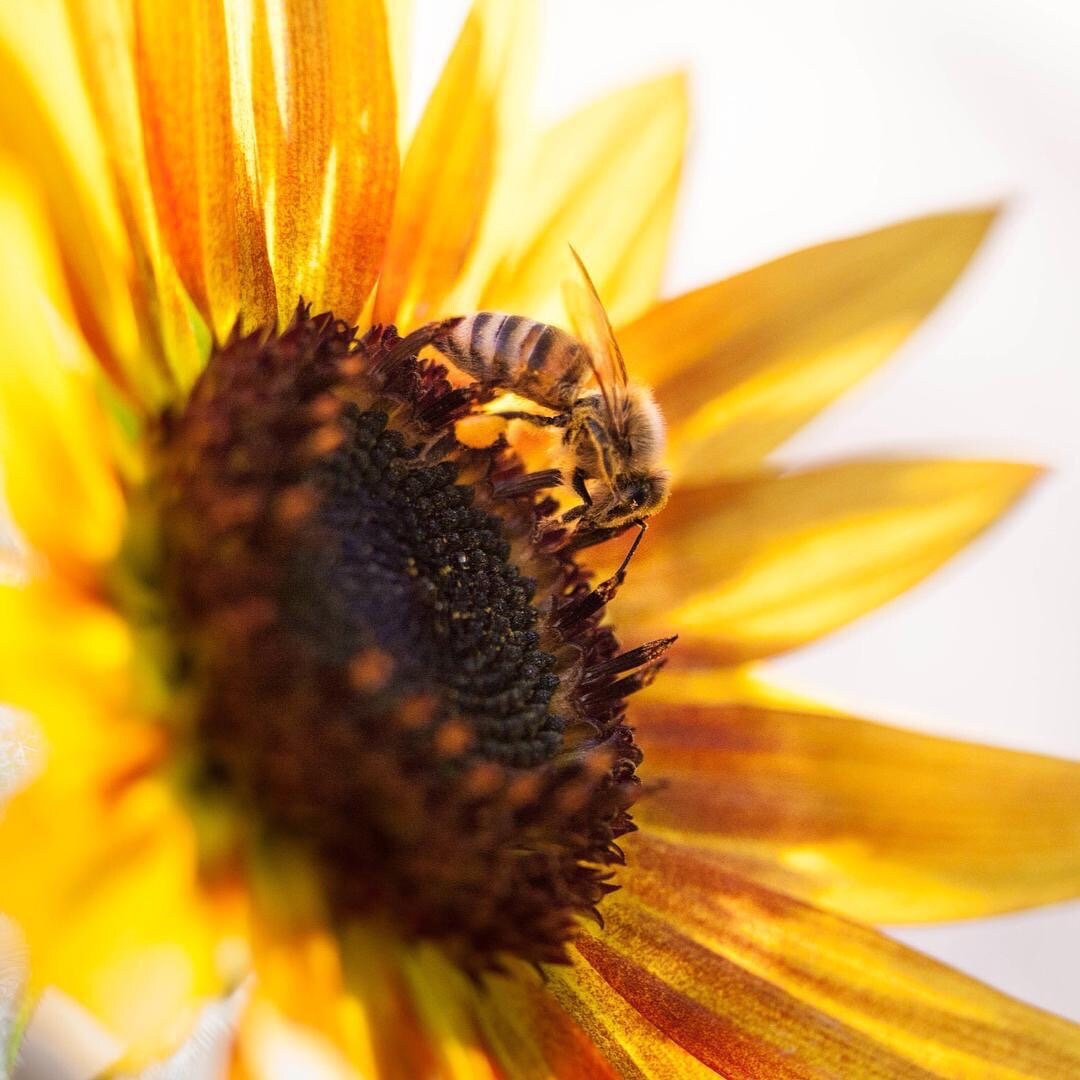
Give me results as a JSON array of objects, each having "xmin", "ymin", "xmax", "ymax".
[{"xmin": 407, "ymin": 0, "xmax": 1080, "ymax": 1021}]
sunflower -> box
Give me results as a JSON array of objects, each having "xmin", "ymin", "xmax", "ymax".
[{"xmin": 1, "ymin": 0, "xmax": 1079, "ymax": 1076}]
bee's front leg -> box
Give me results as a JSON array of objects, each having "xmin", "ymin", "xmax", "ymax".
[{"xmin": 489, "ymin": 410, "xmax": 569, "ymax": 429}]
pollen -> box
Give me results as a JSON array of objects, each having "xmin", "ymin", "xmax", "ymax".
[
  {"xmin": 136, "ymin": 305, "xmax": 671, "ymax": 970},
  {"xmin": 348, "ymin": 648, "xmax": 395, "ymax": 691}
]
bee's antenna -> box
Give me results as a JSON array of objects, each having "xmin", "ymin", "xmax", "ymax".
[
  {"xmin": 614, "ymin": 520, "xmax": 647, "ymax": 581},
  {"xmin": 549, "ymin": 519, "xmax": 648, "ymax": 633}
]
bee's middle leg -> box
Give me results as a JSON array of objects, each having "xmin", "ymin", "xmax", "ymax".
[
  {"xmin": 570, "ymin": 467, "xmax": 592, "ymax": 506},
  {"xmin": 557, "ymin": 469, "xmax": 593, "ymax": 526}
]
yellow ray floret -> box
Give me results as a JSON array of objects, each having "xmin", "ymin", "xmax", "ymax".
[
  {"xmin": 0, "ymin": 162, "xmax": 125, "ymax": 575},
  {"xmin": 634, "ymin": 694, "xmax": 1080, "ymax": 923},
  {"xmin": 624, "ymin": 209, "xmax": 997, "ymax": 480},
  {"xmin": 476, "ymin": 71, "xmax": 688, "ymax": 329},
  {"xmin": 375, "ymin": 0, "xmax": 535, "ymax": 330},
  {"xmin": 618, "ymin": 457, "xmax": 1039, "ymax": 658}
]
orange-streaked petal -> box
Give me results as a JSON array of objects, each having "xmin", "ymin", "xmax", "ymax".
[
  {"xmin": 547, "ymin": 959, "xmax": 714, "ymax": 1078},
  {"xmin": 617, "ymin": 458, "xmax": 1039, "ymax": 660},
  {"xmin": 595, "ymin": 838, "xmax": 1080, "ymax": 1078},
  {"xmin": 572, "ymin": 927, "xmax": 908, "ymax": 1079},
  {"xmin": 620, "ymin": 209, "xmax": 997, "ymax": 481},
  {"xmin": 265, "ymin": 0, "xmax": 398, "ymax": 322},
  {"xmin": 474, "ymin": 967, "xmax": 620, "ymax": 1079},
  {"xmin": 374, "ymin": 0, "xmax": 534, "ymax": 329},
  {"xmin": 634, "ymin": 698, "xmax": 1080, "ymax": 922},
  {"xmin": 134, "ymin": 0, "xmax": 275, "ymax": 340},
  {"xmin": 0, "ymin": 162, "xmax": 125, "ymax": 575},
  {"xmin": 474, "ymin": 72, "xmax": 688, "ymax": 327}
]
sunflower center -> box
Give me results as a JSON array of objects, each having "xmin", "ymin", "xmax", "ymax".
[
  {"xmin": 132, "ymin": 305, "xmax": 669, "ymax": 969},
  {"xmin": 290, "ymin": 404, "xmax": 563, "ymax": 769}
]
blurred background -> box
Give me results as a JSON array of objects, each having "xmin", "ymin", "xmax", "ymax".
[{"xmin": 407, "ymin": 0, "xmax": 1080, "ymax": 1019}]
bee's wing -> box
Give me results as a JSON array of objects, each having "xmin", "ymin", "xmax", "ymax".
[{"xmin": 562, "ymin": 246, "xmax": 630, "ymax": 436}]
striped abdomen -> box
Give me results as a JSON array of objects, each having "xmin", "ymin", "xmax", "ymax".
[{"xmin": 432, "ymin": 313, "xmax": 591, "ymax": 412}]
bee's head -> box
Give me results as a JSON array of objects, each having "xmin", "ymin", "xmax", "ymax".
[{"xmin": 581, "ymin": 471, "xmax": 670, "ymax": 530}]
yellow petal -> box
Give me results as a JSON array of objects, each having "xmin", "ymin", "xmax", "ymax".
[
  {"xmin": 249, "ymin": 924, "xmax": 379, "ymax": 1076},
  {"xmin": 251, "ymin": 924, "xmax": 499, "ymax": 1077},
  {"xmin": 61, "ymin": 0, "xmax": 163, "ymax": 245},
  {"xmin": 243, "ymin": 891, "xmax": 491, "ymax": 1077},
  {"xmin": 474, "ymin": 72, "xmax": 688, "ymax": 327},
  {"xmin": 384, "ymin": 0, "xmax": 413, "ymax": 144},
  {"xmin": 398, "ymin": 947, "xmax": 500, "ymax": 1080},
  {"xmin": 620, "ymin": 209, "xmax": 997, "ymax": 482},
  {"xmin": 634, "ymin": 697, "xmax": 1080, "ymax": 922},
  {"xmin": 619, "ymin": 458, "xmax": 1039, "ymax": 659},
  {"xmin": 0, "ymin": 578, "xmax": 161, "ymax": 888},
  {"xmin": 64, "ymin": 0, "xmax": 207, "ymax": 397},
  {"xmin": 0, "ymin": 777, "xmax": 220, "ymax": 1062},
  {"xmin": 0, "ymin": 2, "xmax": 117, "ymax": 242},
  {"xmin": 134, "ymin": 0, "xmax": 275, "ymax": 340},
  {"xmin": 374, "ymin": 0, "xmax": 534, "ymax": 329},
  {"xmin": 265, "ymin": 0, "xmax": 398, "ymax": 321},
  {"xmin": 595, "ymin": 838, "xmax": 1080, "ymax": 1078},
  {"xmin": 0, "ymin": 18, "xmax": 141, "ymax": 393},
  {"xmin": 0, "ymin": 581, "xmax": 132, "ymax": 741},
  {"xmin": 0, "ymin": 161, "xmax": 125, "ymax": 574}
]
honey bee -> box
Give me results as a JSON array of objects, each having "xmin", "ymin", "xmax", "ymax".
[{"xmin": 392, "ymin": 249, "xmax": 669, "ymax": 533}]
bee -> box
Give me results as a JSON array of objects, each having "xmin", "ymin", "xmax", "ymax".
[{"xmin": 392, "ymin": 248, "xmax": 669, "ymax": 534}]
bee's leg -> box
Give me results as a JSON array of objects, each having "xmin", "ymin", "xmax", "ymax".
[
  {"xmin": 570, "ymin": 467, "xmax": 592, "ymax": 506},
  {"xmin": 386, "ymin": 323, "xmax": 438, "ymax": 365},
  {"xmin": 556, "ymin": 469, "xmax": 592, "ymax": 526},
  {"xmin": 490, "ymin": 410, "xmax": 569, "ymax": 428},
  {"xmin": 385, "ymin": 316, "xmax": 467, "ymax": 371}
]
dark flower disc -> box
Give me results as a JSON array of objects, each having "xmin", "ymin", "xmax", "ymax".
[{"xmin": 130, "ymin": 304, "xmax": 671, "ymax": 970}]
